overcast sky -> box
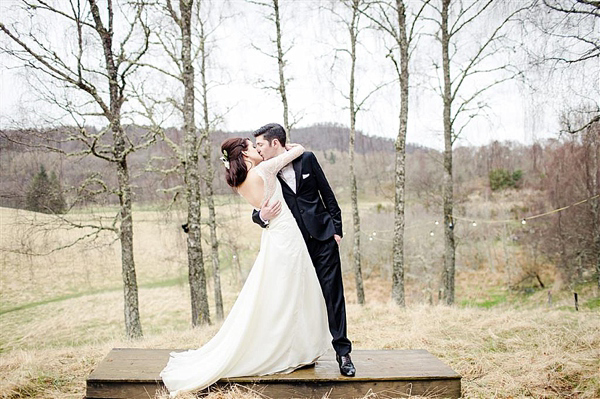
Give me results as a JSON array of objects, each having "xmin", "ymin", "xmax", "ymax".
[{"xmin": 1, "ymin": 0, "xmax": 591, "ymax": 150}]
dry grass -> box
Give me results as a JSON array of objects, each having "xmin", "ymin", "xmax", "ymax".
[
  {"xmin": 1, "ymin": 205, "xmax": 599, "ymax": 399},
  {"xmin": 1, "ymin": 295, "xmax": 598, "ymax": 398},
  {"xmin": 0, "ymin": 203, "xmax": 261, "ymax": 312}
]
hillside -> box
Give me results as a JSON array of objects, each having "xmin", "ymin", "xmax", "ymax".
[{"xmin": 0, "ymin": 123, "xmax": 425, "ymax": 209}]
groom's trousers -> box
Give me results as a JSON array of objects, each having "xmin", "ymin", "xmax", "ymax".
[{"xmin": 305, "ymin": 235, "xmax": 352, "ymax": 357}]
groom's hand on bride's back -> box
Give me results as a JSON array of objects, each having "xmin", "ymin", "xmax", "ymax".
[
  {"xmin": 334, "ymin": 234, "xmax": 342, "ymax": 246},
  {"xmin": 260, "ymin": 199, "xmax": 281, "ymax": 222}
]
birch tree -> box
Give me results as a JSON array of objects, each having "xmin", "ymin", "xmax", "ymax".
[
  {"xmin": 250, "ymin": 0, "xmax": 293, "ymax": 141},
  {"xmin": 0, "ymin": 0, "xmax": 151, "ymax": 338},
  {"xmin": 139, "ymin": 0, "xmax": 228, "ymax": 323},
  {"xmin": 137, "ymin": 0, "xmax": 214, "ymax": 326},
  {"xmin": 591, "ymin": 131, "xmax": 600, "ymax": 293},
  {"xmin": 344, "ymin": 0, "xmax": 366, "ymax": 305},
  {"xmin": 530, "ymin": 0, "xmax": 599, "ymax": 134},
  {"xmin": 525, "ymin": 0, "xmax": 599, "ymax": 290},
  {"xmin": 175, "ymin": 0, "xmax": 211, "ymax": 326},
  {"xmin": 430, "ymin": 0, "xmax": 528, "ymax": 304},
  {"xmin": 327, "ymin": 0, "xmax": 381, "ymax": 305},
  {"xmin": 196, "ymin": 0, "xmax": 224, "ymax": 320},
  {"xmin": 363, "ymin": 0, "xmax": 428, "ymax": 306}
]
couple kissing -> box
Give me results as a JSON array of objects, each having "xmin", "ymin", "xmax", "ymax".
[{"xmin": 161, "ymin": 123, "xmax": 354, "ymax": 397}]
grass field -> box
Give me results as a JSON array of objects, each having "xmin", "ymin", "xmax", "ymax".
[{"xmin": 1, "ymin": 201, "xmax": 599, "ymax": 399}]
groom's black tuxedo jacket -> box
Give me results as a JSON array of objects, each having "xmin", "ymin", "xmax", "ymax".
[{"xmin": 252, "ymin": 151, "xmax": 343, "ymax": 241}]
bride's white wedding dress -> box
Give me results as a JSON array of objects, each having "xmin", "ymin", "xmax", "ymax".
[{"xmin": 160, "ymin": 146, "xmax": 331, "ymax": 397}]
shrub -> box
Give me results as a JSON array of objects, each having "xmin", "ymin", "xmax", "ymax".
[{"xmin": 489, "ymin": 168, "xmax": 523, "ymax": 191}]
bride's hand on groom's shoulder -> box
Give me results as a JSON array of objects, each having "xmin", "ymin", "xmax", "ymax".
[{"xmin": 285, "ymin": 143, "xmax": 301, "ymax": 150}]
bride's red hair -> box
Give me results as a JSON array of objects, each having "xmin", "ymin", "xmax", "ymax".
[{"xmin": 221, "ymin": 138, "xmax": 250, "ymax": 188}]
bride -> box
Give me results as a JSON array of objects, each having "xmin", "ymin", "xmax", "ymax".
[{"xmin": 160, "ymin": 138, "xmax": 332, "ymax": 397}]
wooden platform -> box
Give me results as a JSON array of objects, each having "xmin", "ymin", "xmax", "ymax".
[{"xmin": 86, "ymin": 348, "xmax": 461, "ymax": 398}]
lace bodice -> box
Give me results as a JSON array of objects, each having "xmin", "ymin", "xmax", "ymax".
[{"xmin": 254, "ymin": 145, "xmax": 304, "ymax": 207}]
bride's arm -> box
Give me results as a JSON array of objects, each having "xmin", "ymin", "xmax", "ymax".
[
  {"xmin": 260, "ymin": 143, "xmax": 304, "ymax": 176},
  {"xmin": 254, "ymin": 144, "xmax": 304, "ymax": 209}
]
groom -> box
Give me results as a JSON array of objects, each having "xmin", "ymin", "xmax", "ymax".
[{"xmin": 251, "ymin": 123, "xmax": 356, "ymax": 377}]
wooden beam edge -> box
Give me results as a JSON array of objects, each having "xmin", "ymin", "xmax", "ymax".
[{"xmin": 87, "ymin": 375, "xmax": 461, "ymax": 384}]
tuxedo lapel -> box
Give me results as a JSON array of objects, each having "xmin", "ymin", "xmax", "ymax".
[
  {"xmin": 293, "ymin": 157, "xmax": 302, "ymax": 193},
  {"xmin": 278, "ymin": 174, "xmax": 293, "ymax": 194}
]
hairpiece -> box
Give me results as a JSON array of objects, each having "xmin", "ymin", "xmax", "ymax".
[{"xmin": 220, "ymin": 149, "xmax": 230, "ymax": 169}]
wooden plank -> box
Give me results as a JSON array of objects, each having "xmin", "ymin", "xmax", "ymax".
[
  {"xmin": 86, "ymin": 348, "xmax": 461, "ymax": 399},
  {"xmin": 86, "ymin": 379, "xmax": 461, "ymax": 399},
  {"xmin": 241, "ymin": 379, "xmax": 461, "ymax": 399},
  {"xmin": 87, "ymin": 348, "xmax": 171, "ymax": 382},
  {"xmin": 86, "ymin": 382, "xmax": 164, "ymax": 399},
  {"xmin": 88, "ymin": 348, "xmax": 459, "ymax": 381}
]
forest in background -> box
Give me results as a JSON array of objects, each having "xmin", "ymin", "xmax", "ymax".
[
  {"xmin": 0, "ymin": 123, "xmax": 406, "ymax": 208},
  {"xmin": 1, "ymin": 122, "xmax": 598, "ymax": 299}
]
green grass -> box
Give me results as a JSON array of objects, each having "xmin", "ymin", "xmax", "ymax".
[
  {"xmin": 460, "ymin": 292, "xmax": 508, "ymax": 308},
  {"xmin": 0, "ymin": 276, "xmax": 189, "ymax": 316},
  {"xmin": 64, "ymin": 194, "xmax": 246, "ymax": 215},
  {"xmin": 584, "ymin": 297, "xmax": 600, "ymax": 310},
  {"xmin": 140, "ymin": 276, "xmax": 188, "ymax": 289},
  {"xmin": 0, "ymin": 289, "xmax": 119, "ymax": 315}
]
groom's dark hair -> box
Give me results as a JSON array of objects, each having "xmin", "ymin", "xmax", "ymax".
[{"xmin": 253, "ymin": 123, "xmax": 286, "ymax": 146}]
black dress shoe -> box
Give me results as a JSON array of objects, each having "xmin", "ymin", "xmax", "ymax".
[{"xmin": 336, "ymin": 354, "xmax": 356, "ymax": 377}]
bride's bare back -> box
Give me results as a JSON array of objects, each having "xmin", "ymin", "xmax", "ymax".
[
  {"xmin": 237, "ymin": 144, "xmax": 304, "ymax": 210},
  {"xmin": 237, "ymin": 171, "xmax": 266, "ymax": 209}
]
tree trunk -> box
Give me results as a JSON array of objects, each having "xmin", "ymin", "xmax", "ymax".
[
  {"xmin": 197, "ymin": 12, "xmax": 224, "ymax": 320},
  {"xmin": 590, "ymin": 130, "xmax": 600, "ymax": 293},
  {"xmin": 116, "ymin": 140, "xmax": 143, "ymax": 339},
  {"xmin": 2, "ymin": 0, "xmax": 150, "ymax": 339},
  {"xmin": 392, "ymin": 0, "xmax": 408, "ymax": 307},
  {"xmin": 595, "ymin": 201, "xmax": 600, "ymax": 295},
  {"xmin": 181, "ymin": 0, "xmax": 210, "ymax": 326},
  {"xmin": 113, "ymin": 89, "xmax": 143, "ymax": 340},
  {"xmin": 89, "ymin": 0, "xmax": 143, "ymax": 338},
  {"xmin": 441, "ymin": 0, "xmax": 456, "ymax": 305},
  {"xmin": 349, "ymin": 0, "xmax": 365, "ymax": 305},
  {"xmin": 273, "ymin": 0, "xmax": 290, "ymax": 141},
  {"xmin": 205, "ymin": 181, "xmax": 224, "ymax": 319}
]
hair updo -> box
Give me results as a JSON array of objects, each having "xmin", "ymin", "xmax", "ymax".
[{"xmin": 221, "ymin": 137, "xmax": 250, "ymax": 188}]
